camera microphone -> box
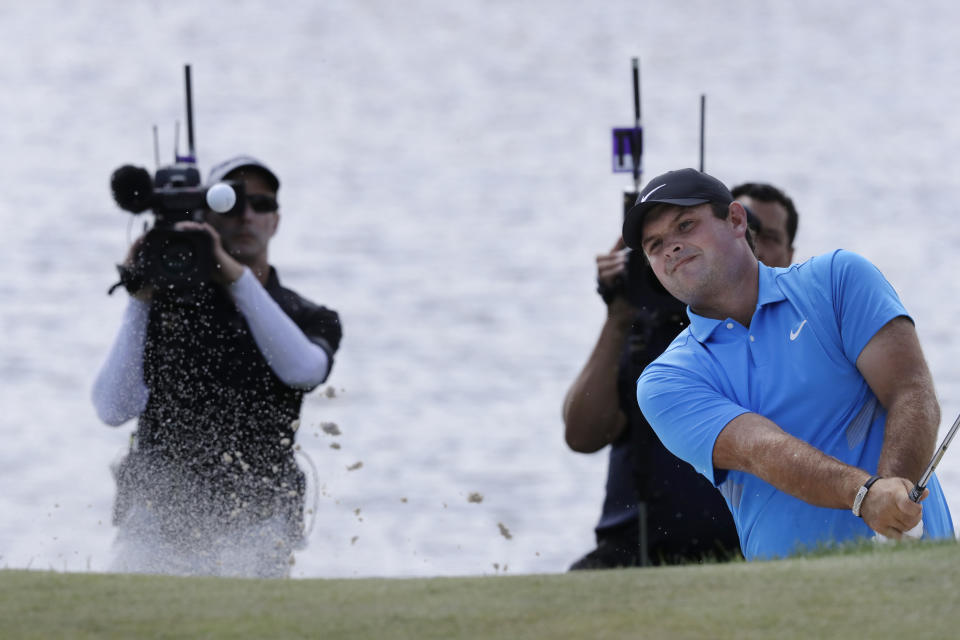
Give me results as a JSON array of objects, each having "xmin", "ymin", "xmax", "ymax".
[{"xmin": 111, "ymin": 165, "xmax": 154, "ymax": 213}]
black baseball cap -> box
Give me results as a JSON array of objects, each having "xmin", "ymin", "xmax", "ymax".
[
  {"xmin": 622, "ymin": 168, "xmax": 734, "ymax": 249},
  {"xmin": 207, "ymin": 154, "xmax": 280, "ymax": 192}
]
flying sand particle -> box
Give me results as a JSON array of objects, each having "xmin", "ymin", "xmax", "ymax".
[
  {"xmin": 497, "ymin": 523, "xmax": 513, "ymax": 540},
  {"xmin": 321, "ymin": 422, "xmax": 341, "ymax": 436},
  {"xmin": 346, "ymin": 461, "xmax": 363, "ymax": 471},
  {"xmin": 467, "ymin": 492, "xmax": 483, "ymax": 503}
]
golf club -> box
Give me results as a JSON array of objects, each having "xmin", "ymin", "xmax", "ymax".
[
  {"xmin": 876, "ymin": 412, "xmax": 960, "ymax": 541},
  {"xmin": 909, "ymin": 411, "xmax": 960, "ymax": 503}
]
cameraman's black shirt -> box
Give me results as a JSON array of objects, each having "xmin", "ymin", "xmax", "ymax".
[
  {"xmin": 598, "ymin": 296, "xmax": 741, "ymax": 564},
  {"xmin": 128, "ymin": 268, "xmax": 341, "ymax": 533}
]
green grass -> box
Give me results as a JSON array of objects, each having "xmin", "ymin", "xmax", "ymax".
[{"xmin": 3, "ymin": 540, "xmax": 959, "ymax": 639}]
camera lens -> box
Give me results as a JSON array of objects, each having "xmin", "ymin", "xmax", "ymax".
[
  {"xmin": 140, "ymin": 227, "xmax": 212, "ymax": 290},
  {"xmin": 159, "ymin": 236, "xmax": 198, "ymax": 275}
]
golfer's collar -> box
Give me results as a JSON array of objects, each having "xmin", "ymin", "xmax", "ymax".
[
  {"xmin": 756, "ymin": 262, "xmax": 787, "ymax": 307},
  {"xmin": 687, "ymin": 310, "xmax": 725, "ymax": 342},
  {"xmin": 686, "ymin": 264, "xmax": 786, "ymax": 343}
]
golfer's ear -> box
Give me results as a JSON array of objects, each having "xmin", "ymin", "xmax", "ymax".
[{"xmin": 728, "ymin": 201, "xmax": 749, "ymax": 231}]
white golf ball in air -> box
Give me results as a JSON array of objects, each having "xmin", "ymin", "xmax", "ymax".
[{"xmin": 206, "ymin": 182, "xmax": 237, "ymax": 213}]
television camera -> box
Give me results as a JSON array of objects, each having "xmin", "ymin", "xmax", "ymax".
[{"xmin": 109, "ymin": 65, "xmax": 244, "ymax": 293}]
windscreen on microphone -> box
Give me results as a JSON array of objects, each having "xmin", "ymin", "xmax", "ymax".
[{"xmin": 110, "ymin": 165, "xmax": 154, "ymax": 213}]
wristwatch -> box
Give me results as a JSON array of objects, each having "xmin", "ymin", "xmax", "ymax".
[{"xmin": 852, "ymin": 475, "xmax": 881, "ymax": 517}]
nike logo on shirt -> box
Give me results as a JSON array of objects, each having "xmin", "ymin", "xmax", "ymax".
[{"xmin": 790, "ymin": 319, "xmax": 808, "ymax": 341}]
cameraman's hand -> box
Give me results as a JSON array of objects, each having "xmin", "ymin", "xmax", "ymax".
[
  {"xmin": 123, "ymin": 235, "xmax": 153, "ymax": 302},
  {"xmin": 174, "ymin": 221, "xmax": 245, "ymax": 285},
  {"xmin": 597, "ymin": 238, "xmax": 633, "ymax": 321}
]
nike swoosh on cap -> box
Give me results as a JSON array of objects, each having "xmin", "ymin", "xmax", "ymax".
[{"xmin": 641, "ymin": 183, "xmax": 667, "ymax": 202}]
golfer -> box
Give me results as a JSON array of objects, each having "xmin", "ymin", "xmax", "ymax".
[{"xmin": 622, "ymin": 168, "xmax": 954, "ymax": 560}]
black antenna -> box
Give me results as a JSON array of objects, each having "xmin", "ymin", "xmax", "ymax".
[
  {"xmin": 631, "ymin": 57, "xmax": 642, "ymax": 192},
  {"xmin": 173, "ymin": 121, "xmax": 180, "ymax": 162},
  {"xmin": 612, "ymin": 58, "xmax": 644, "ymax": 196},
  {"xmin": 183, "ymin": 64, "xmax": 195, "ymax": 162},
  {"xmin": 699, "ymin": 94, "xmax": 706, "ymax": 171}
]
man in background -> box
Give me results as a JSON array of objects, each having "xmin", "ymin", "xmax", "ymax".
[{"xmin": 732, "ymin": 182, "xmax": 798, "ymax": 269}]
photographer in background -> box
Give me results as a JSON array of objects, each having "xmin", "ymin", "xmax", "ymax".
[
  {"xmin": 92, "ymin": 155, "xmax": 342, "ymax": 578},
  {"xmin": 563, "ymin": 182, "xmax": 797, "ymax": 568}
]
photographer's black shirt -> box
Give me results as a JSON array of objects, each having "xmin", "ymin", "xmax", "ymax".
[
  {"xmin": 123, "ymin": 268, "xmax": 341, "ymax": 537},
  {"xmin": 598, "ymin": 297, "xmax": 741, "ymax": 564}
]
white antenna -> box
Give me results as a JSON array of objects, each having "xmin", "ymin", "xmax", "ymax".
[{"xmin": 152, "ymin": 125, "xmax": 160, "ymax": 169}]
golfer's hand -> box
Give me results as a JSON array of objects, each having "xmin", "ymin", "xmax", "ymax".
[{"xmin": 860, "ymin": 477, "xmax": 926, "ymax": 540}]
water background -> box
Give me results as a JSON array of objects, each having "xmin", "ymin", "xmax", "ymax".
[{"xmin": 3, "ymin": 1, "xmax": 960, "ymax": 578}]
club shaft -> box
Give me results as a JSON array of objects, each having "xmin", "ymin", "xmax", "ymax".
[{"xmin": 909, "ymin": 412, "xmax": 960, "ymax": 502}]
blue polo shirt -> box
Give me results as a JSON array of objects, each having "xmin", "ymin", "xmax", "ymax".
[{"xmin": 637, "ymin": 250, "xmax": 954, "ymax": 560}]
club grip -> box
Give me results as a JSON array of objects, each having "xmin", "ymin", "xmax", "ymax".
[{"xmin": 909, "ymin": 484, "xmax": 924, "ymax": 503}]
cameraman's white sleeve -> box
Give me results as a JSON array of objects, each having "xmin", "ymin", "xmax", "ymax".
[
  {"xmin": 91, "ymin": 298, "xmax": 151, "ymax": 426},
  {"xmin": 230, "ymin": 267, "xmax": 331, "ymax": 389}
]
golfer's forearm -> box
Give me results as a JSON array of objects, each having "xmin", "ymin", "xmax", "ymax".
[
  {"xmin": 855, "ymin": 316, "xmax": 940, "ymax": 485},
  {"xmin": 877, "ymin": 387, "xmax": 939, "ymax": 483},
  {"xmin": 715, "ymin": 413, "xmax": 870, "ymax": 510}
]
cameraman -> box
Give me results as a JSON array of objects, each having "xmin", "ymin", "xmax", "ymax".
[
  {"xmin": 92, "ymin": 155, "xmax": 342, "ymax": 578},
  {"xmin": 563, "ymin": 181, "xmax": 798, "ymax": 568}
]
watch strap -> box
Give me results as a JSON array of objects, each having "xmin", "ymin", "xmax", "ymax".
[{"xmin": 852, "ymin": 475, "xmax": 881, "ymax": 517}]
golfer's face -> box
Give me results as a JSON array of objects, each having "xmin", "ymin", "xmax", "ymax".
[{"xmin": 640, "ymin": 203, "xmax": 726, "ymax": 303}]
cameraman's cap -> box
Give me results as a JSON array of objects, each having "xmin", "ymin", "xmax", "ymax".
[
  {"xmin": 622, "ymin": 168, "xmax": 733, "ymax": 249},
  {"xmin": 207, "ymin": 155, "xmax": 280, "ymax": 192}
]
